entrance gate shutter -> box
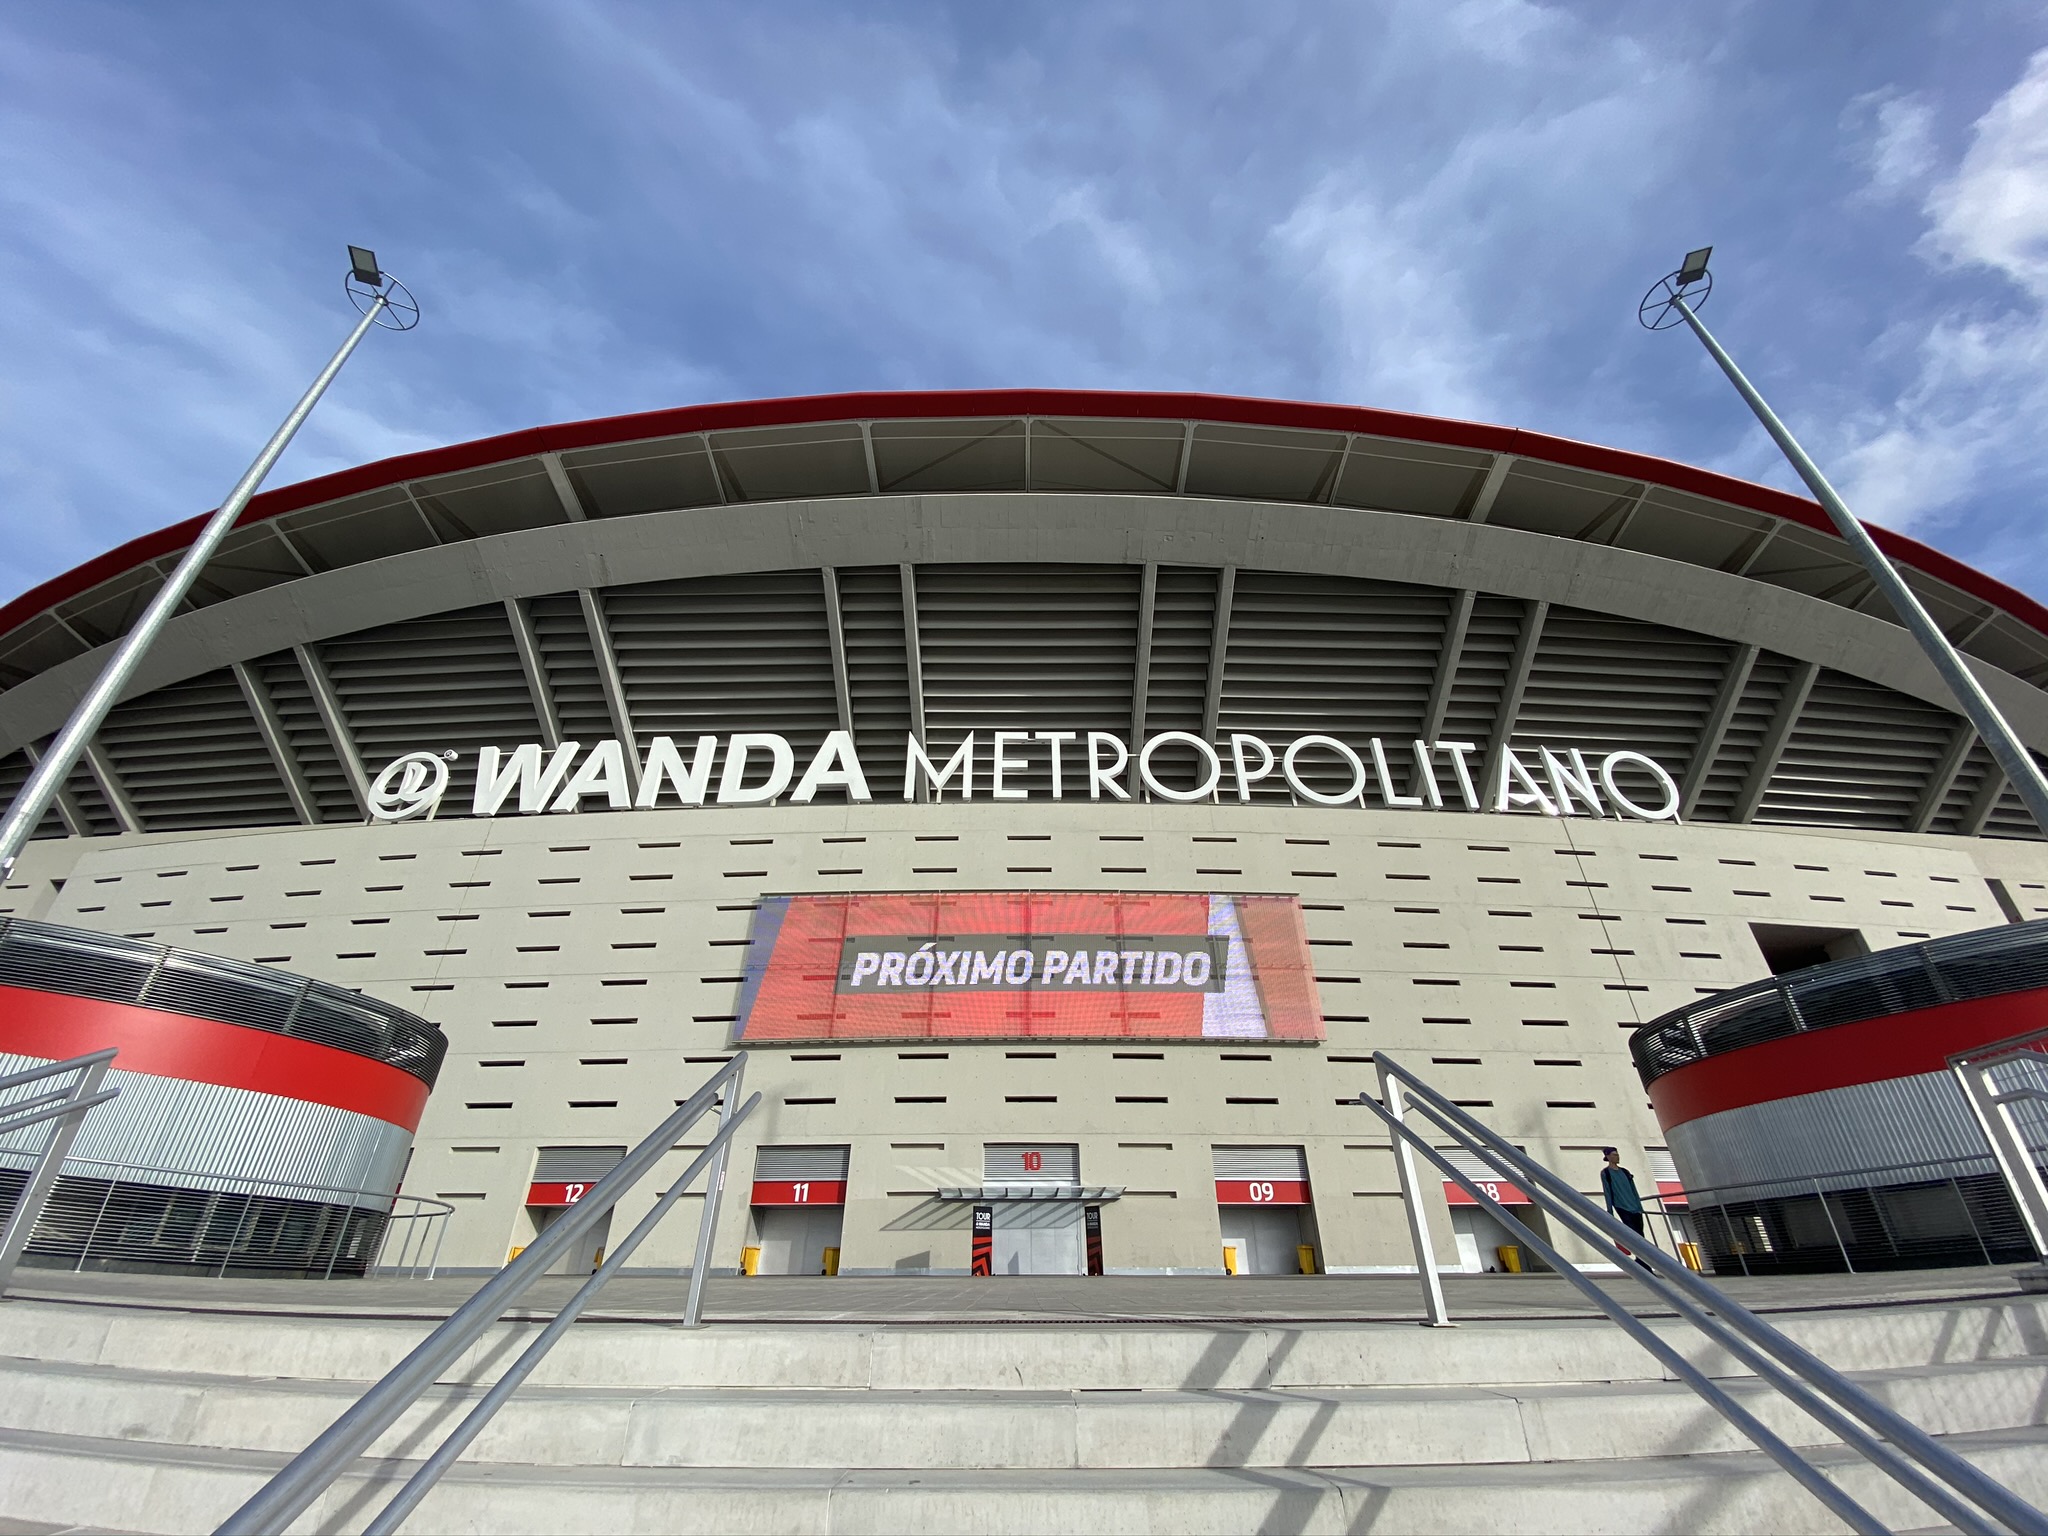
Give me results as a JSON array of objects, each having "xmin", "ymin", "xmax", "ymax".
[
  {"xmin": 1212, "ymin": 1147, "xmax": 1308, "ymax": 1180},
  {"xmin": 753, "ymin": 1145, "xmax": 850, "ymax": 1206},
  {"xmin": 1212, "ymin": 1145, "xmax": 1310, "ymax": 1205},
  {"xmin": 755, "ymin": 1146, "xmax": 851, "ymax": 1180},
  {"xmin": 984, "ymin": 1143, "xmax": 1080, "ymax": 1183},
  {"xmin": 1439, "ymin": 1148, "xmax": 1531, "ymax": 1206},
  {"xmin": 529, "ymin": 1146, "xmax": 626, "ymax": 1207}
]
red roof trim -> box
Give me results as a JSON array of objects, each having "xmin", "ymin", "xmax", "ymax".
[{"xmin": 6, "ymin": 388, "xmax": 2043, "ymax": 644}]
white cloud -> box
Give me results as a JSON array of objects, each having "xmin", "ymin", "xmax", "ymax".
[
  {"xmin": 1844, "ymin": 89, "xmax": 1938, "ymax": 199},
  {"xmin": 1836, "ymin": 50, "xmax": 2048, "ymax": 542}
]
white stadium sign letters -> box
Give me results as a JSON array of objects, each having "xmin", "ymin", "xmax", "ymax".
[{"xmin": 368, "ymin": 731, "xmax": 1682, "ymax": 825}]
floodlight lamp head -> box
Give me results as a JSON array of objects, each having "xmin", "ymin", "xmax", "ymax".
[
  {"xmin": 1638, "ymin": 246, "xmax": 1715, "ymax": 330},
  {"xmin": 347, "ymin": 245, "xmax": 384, "ymax": 288}
]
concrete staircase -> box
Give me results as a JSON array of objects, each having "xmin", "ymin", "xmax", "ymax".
[{"xmin": 0, "ymin": 1286, "xmax": 2045, "ymax": 1534}]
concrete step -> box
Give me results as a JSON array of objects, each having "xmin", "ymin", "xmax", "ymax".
[
  {"xmin": 0, "ymin": 1350, "xmax": 2041, "ymax": 1472},
  {"xmin": 2, "ymin": 1420, "xmax": 2045, "ymax": 1535},
  {"xmin": 3, "ymin": 1293, "xmax": 2044, "ymax": 1394}
]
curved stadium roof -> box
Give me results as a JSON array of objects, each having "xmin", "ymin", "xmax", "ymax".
[{"xmin": 2, "ymin": 389, "xmax": 2044, "ymax": 842}]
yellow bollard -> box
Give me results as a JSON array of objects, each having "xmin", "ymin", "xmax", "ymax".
[
  {"xmin": 1496, "ymin": 1244, "xmax": 1522, "ymax": 1274},
  {"xmin": 821, "ymin": 1246, "xmax": 840, "ymax": 1276},
  {"xmin": 1222, "ymin": 1243, "xmax": 1240, "ymax": 1275},
  {"xmin": 1296, "ymin": 1244, "xmax": 1317, "ymax": 1275},
  {"xmin": 741, "ymin": 1245, "xmax": 761, "ymax": 1277},
  {"xmin": 1678, "ymin": 1241, "xmax": 1704, "ymax": 1272}
]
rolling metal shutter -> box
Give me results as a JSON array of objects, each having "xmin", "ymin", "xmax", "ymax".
[
  {"xmin": 1211, "ymin": 1146, "xmax": 1308, "ymax": 1180},
  {"xmin": 533, "ymin": 1146, "xmax": 626, "ymax": 1182},
  {"xmin": 754, "ymin": 1146, "xmax": 851, "ymax": 1180}
]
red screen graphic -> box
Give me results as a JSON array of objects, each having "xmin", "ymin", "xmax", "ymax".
[{"xmin": 732, "ymin": 891, "xmax": 1323, "ymax": 1043}]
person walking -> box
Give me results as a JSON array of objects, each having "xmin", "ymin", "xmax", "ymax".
[{"xmin": 1601, "ymin": 1147, "xmax": 1652, "ymax": 1267}]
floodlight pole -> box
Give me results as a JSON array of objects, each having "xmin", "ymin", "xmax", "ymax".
[
  {"xmin": 1654, "ymin": 273, "xmax": 2048, "ymax": 836},
  {"xmin": 0, "ymin": 257, "xmax": 415, "ymax": 885}
]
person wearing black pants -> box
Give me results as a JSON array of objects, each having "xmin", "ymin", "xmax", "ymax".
[{"xmin": 1601, "ymin": 1147, "xmax": 1652, "ymax": 1268}]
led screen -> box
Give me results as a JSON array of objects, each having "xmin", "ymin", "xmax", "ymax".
[{"xmin": 732, "ymin": 891, "xmax": 1323, "ymax": 1043}]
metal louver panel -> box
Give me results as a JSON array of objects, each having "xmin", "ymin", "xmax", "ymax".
[
  {"xmin": 1985, "ymin": 756, "xmax": 2048, "ymax": 842},
  {"xmin": 983, "ymin": 1143, "xmax": 1080, "ymax": 1182},
  {"xmin": 1511, "ymin": 609, "xmax": 1728, "ymax": 773},
  {"xmin": 1934, "ymin": 741, "xmax": 2000, "ymax": 836},
  {"xmin": 1758, "ymin": 670, "xmax": 1958, "ymax": 831},
  {"xmin": 1143, "ymin": 567, "xmax": 1219, "ymax": 735},
  {"xmin": 98, "ymin": 667, "xmax": 296, "ymax": 832},
  {"xmin": 837, "ymin": 567, "xmax": 914, "ymax": 794},
  {"xmin": 0, "ymin": 1053, "xmax": 413, "ymax": 1199},
  {"xmin": 1211, "ymin": 1146, "xmax": 1309, "ymax": 1180},
  {"xmin": 527, "ymin": 593, "xmax": 615, "ymax": 744},
  {"xmin": 1438, "ymin": 593, "xmax": 1528, "ymax": 747},
  {"xmin": 1437, "ymin": 1149, "xmax": 1521, "ymax": 1182},
  {"xmin": 603, "ymin": 572, "xmax": 838, "ymax": 771},
  {"xmin": 1687, "ymin": 652, "xmax": 1800, "ymax": 823},
  {"xmin": 1220, "ymin": 573, "xmax": 1454, "ymax": 802},
  {"xmin": 915, "ymin": 564, "xmax": 1140, "ymax": 796},
  {"xmin": 320, "ymin": 605, "xmax": 541, "ymax": 810},
  {"xmin": 251, "ymin": 650, "xmax": 356, "ymax": 822},
  {"xmin": 0, "ymin": 749, "xmax": 113, "ymax": 840},
  {"xmin": 754, "ymin": 1145, "xmax": 851, "ymax": 1180},
  {"xmin": 534, "ymin": 1146, "xmax": 627, "ymax": 1182}
]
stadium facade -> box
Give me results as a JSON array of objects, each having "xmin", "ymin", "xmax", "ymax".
[{"xmin": 3, "ymin": 389, "xmax": 2047, "ymax": 1279}]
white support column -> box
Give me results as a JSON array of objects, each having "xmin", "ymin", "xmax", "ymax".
[
  {"xmin": 1481, "ymin": 599, "xmax": 1548, "ymax": 796},
  {"xmin": 859, "ymin": 423, "xmax": 880, "ymax": 495},
  {"xmin": 1130, "ymin": 562, "xmax": 1158, "ymax": 749},
  {"xmin": 18, "ymin": 741, "xmax": 88, "ymax": 837},
  {"xmin": 1733, "ymin": 660, "xmax": 1819, "ymax": 824},
  {"xmin": 1200, "ymin": 565, "xmax": 1236, "ymax": 744},
  {"xmin": 1375, "ymin": 1065, "xmax": 1452, "ymax": 1327},
  {"xmin": 541, "ymin": 452, "xmax": 589, "ymax": 522},
  {"xmin": 232, "ymin": 661, "xmax": 319, "ymax": 825},
  {"xmin": 1680, "ymin": 643, "xmax": 1759, "ymax": 820},
  {"xmin": 1421, "ymin": 589, "xmax": 1475, "ymax": 746},
  {"xmin": 700, "ymin": 434, "xmax": 730, "ymax": 504},
  {"xmin": 293, "ymin": 643, "xmax": 371, "ymax": 818},
  {"xmin": 504, "ymin": 598, "xmax": 562, "ymax": 749},
  {"xmin": 1911, "ymin": 721, "xmax": 1978, "ymax": 835},
  {"xmin": 1961, "ymin": 768, "xmax": 2008, "ymax": 838},
  {"xmin": 80, "ymin": 741, "xmax": 142, "ymax": 835},
  {"xmin": 1464, "ymin": 454, "xmax": 1513, "ymax": 524},
  {"xmin": 900, "ymin": 564, "xmax": 928, "ymax": 803},
  {"xmin": 821, "ymin": 567, "xmax": 855, "ymax": 736},
  {"xmin": 577, "ymin": 589, "xmax": 638, "ymax": 791}
]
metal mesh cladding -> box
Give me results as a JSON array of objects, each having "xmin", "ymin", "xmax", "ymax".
[{"xmin": 0, "ymin": 918, "xmax": 447, "ymax": 1087}]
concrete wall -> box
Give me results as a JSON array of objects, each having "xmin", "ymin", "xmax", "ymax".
[{"xmin": 9, "ymin": 796, "xmax": 2045, "ymax": 1277}]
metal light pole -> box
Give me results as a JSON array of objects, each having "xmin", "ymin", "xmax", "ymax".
[
  {"xmin": 1643, "ymin": 249, "xmax": 2048, "ymax": 835},
  {"xmin": 0, "ymin": 248, "xmax": 419, "ymax": 883}
]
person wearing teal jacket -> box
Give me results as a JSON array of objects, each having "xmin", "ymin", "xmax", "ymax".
[{"xmin": 1602, "ymin": 1147, "xmax": 1652, "ymax": 1267}]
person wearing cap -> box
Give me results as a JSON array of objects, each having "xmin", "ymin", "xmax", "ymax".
[{"xmin": 1601, "ymin": 1147, "xmax": 1651, "ymax": 1266}]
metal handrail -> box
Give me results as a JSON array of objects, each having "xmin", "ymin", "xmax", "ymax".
[
  {"xmin": 216, "ymin": 1052, "xmax": 753, "ymax": 1536},
  {"xmin": 0, "ymin": 917, "xmax": 447, "ymax": 1086},
  {"xmin": 0, "ymin": 1050, "xmax": 119, "ymax": 1294},
  {"xmin": 1365, "ymin": 1052, "xmax": 2048, "ymax": 1536},
  {"xmin": 1631, "ymin": 916, "xmax": 2048, "ymax": 1086},
  {"xmin": 363, "ymin": 1095, "xmax": 760, "ymax": 1534},
  {"xmin": 0, "ymin": 1151, "xmax": 455, "ymax": 1280}
]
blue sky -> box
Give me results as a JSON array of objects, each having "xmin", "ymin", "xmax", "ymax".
[{"xmin": 4, "ymin": 2, "xmax": 2048, "ymax": 607}]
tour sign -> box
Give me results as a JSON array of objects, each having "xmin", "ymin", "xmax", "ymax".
[{"xmin": 366, "ymin": 729, "xmax": 1682, "ymax": 824}]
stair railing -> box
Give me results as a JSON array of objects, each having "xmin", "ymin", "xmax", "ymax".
[
  {"xmin": 1364, "ymin": 1051, "xmax": 2048, "ymax": 1536},
  {"xmin": 217, "ymin": 1052, "xmax": 758, "ymax": 1536},
  {"xmin": 0, "ymin": 1049, "xmax": 119, "ymax": 1294}
]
